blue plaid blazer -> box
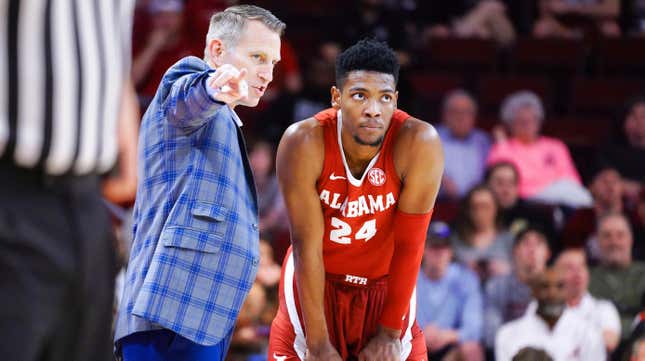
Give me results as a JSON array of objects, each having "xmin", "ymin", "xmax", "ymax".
[{"xmin": 115, "ymin": 56, "xmax": 260, "ymax": 346}]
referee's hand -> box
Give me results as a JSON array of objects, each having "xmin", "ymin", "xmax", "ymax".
[{"xmin": 207, "ymin": 64, "xmax": 249, "ymax": 105}]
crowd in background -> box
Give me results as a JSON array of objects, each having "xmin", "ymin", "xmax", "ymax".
[{"xmin": 106, "ymin": 0, "xmax": 645, "ymax": 360}]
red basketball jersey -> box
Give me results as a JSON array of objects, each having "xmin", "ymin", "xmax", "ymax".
[{"xmin": 314, "ymin": 108, "xmax": 410, "ymax": 279}]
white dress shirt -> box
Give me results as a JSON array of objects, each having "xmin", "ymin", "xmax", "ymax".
[{"xmin": 495, "ymin": 309, "xmax": 606, "ymax": 361}]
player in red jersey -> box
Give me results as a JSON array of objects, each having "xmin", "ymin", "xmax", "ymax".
[{"xmin": 268, "ymin": 39, "xmax": 444, "ymax": 361}]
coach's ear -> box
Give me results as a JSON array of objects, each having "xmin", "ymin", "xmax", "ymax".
[
  {"xmin": 207, "ymin": 38, "xmax": 226, "ymax": 68},
  {"xmin": 331, "ymin": 86, "xmax": 341, "ymax": 109}
]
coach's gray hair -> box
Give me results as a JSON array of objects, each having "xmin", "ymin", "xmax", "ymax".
[
  {"xmin": 500, "ymin": 90, "xmax": 545, "ymax": 125},
  {"xmin": 204, "ymin": 5, "xmax": 285, "ymax": 60}
]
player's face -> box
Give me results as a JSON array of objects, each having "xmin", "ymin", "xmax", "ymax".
[
  {"xmin": 332, "ymin": 71, "xmax": 398, "ymax": 147},
  {"xmin": 216, "ymin": 20, "xmax": 281, "ymax": 107}
]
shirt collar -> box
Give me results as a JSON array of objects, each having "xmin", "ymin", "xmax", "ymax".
[{"xmin": 228, "ymin": 105, "xmax": 243, "ymax": 127}]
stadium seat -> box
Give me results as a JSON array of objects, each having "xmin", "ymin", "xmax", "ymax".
[
  {"xmin": 595, "ymin": 37, "xmax": 645, "ymax": 77},
  {"xmin": 569, "ymin": 77, "xmax": 645, "ymax": 116},
  {"xmin": 478, "ymin": 75, "xmax": 552, "ymax": 116}
]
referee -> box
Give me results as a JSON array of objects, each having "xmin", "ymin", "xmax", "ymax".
[{"xmin": 0, "ymin": 1, "xmax": 135, "ymax": 361}]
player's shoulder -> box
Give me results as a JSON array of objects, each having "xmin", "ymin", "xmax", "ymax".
[
  {"xmin": 397, "ymin": 115, "xmax": 441, "ymax": 149},
  {"xmin": 280, "ymin": 117, "xmax": 324, "ymax": 151}
]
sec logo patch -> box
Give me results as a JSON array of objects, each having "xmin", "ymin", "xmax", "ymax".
[{"xmin": 367, "ymin": 168, "xmax": 386, "ymax": 186}]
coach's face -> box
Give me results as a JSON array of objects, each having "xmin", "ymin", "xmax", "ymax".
[
  {"xmin": 209, "ymin": 20, "xmax": 281, "ymax": 107},
  {"xmin": 331, "ymin": 71, "xmax": 398, "ymax": 147}
]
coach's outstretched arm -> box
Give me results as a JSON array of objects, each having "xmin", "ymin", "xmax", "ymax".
[
  {"xmin": 359, "ymin": 119, "xmax": 444, "ymax": 361},
  {"xmin": 276, "ymin": 120, "xmax": 343, "ymax": 361}
]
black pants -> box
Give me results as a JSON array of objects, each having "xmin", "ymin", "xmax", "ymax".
[{"xmin": 0, "ymin": 163, "xmax": 116, "ymax": 361}]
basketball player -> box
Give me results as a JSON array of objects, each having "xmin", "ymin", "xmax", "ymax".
[{"xmin": 268, "ymin": 39, "xmax": 444, "ymax": 361}]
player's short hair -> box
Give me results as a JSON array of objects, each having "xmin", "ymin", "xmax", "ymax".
[
  {"xmin": 335, "ymin": 39, "xmax": 400, "ymax": 89},
  {"xmin": 204, "ymin": 5, "xmax": 285, "ymax": 59}
]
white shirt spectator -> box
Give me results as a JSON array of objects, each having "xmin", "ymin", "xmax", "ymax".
[
  {"xmin": 495, "ymin": 309, "xmax": 606, "ymax": 361},
  {"xmin": 570, "ymin": 293, "xmax": 621, "ymax": 337},
  {"xmin": 525, "ymin": 293, "xmax": 621, "ymax": 339}
]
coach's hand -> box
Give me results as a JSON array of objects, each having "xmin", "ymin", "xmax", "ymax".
[
  {"xmin": 359, "ymin": 326, "xmax": 401, "ymax": 361},
  {"xmin": 207, "ymin": 64, "xmax": 249, "ymax": 105},
  {"xmin": 305, "ymin": 340, "xmax": 342, "ymax": 361}
]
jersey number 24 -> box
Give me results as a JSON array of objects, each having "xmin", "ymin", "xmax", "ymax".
[{"xmin": 330, "ymin": 217, "xmax": 376, "ymax": 244}]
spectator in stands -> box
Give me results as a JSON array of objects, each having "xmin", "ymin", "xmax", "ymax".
[
  {"xmin": 484, "ymin": 226, "xmax": 551, "ymax": 349},
  {"xmin": 329, "ymin": 0, "xmax": 414, "ymax": 66},
  {"xmin": 485, "ymin": 162, "xmax": 559, "ymax": 245},
  {"xmin": 555, "ymin": 248, "xmax": 621, "ymax": 352},
  {"xmin": 452, "ymin": 185, "xmax": 514, "ymax": 281},
  {"xmin": 590, "ymin": 212, "xmax": 645, "ymax": 342},
  {"xmin": 416, "ymin": 1, "xmax": 516, "ymax": 46},
  {"xmin": 131, "ymin": 0, "xmax": 193, "ymax": 109},
  {"xmin": 561, "ymin": 167, "xmax": 636, "ymax": 260},
  {"xmin": 597, "ymin": 95, "xmax": 645, "ymax": 204},
  {"xmin": 495, "ymin": 266, "xmax": 606, "ymax": 361},
  {"xmin": 488, "ymin": 90, "xmax": 592, "ymax": 208},
  {"xmin": 292, "ymin": 42, "xmax": 339, "ymax": 123},
  {"xmin": 533, "ymin": 0, "xmax": 621, "ymax": 38},
  {"xmin": 416, "ymin": 222, "xmax": 484, "ymax": 361},
  {"xmin": 632, "ymin": 336, "xmax": 645, "ymax": 361},
  {"xmin": 437, "ymin": 90, "xmax": 491, "ymax": 200},
  {"xmin": 248, "ymin": 140, "xmax": 289, "ymax": 254}
]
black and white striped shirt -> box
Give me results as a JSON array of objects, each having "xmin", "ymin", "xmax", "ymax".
[{"xmin": 1, "ymin": 0, "xmax": 134, "ymax": 175}]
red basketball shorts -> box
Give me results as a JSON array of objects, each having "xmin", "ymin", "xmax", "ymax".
[{"xmin": 268, "ymin": 250, "xmax": 427, "ymax": 361}]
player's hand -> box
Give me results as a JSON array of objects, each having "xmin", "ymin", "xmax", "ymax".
[
  {"xmin": 358, "ymin": 327, "xmax": 401, "ymax": 361},
  {"xmin": 207, "ymin": 64, "xmax": 249, "ymax": 105},
  {"xmin": 304, "ymin": 340, "xmax": 342, "ymax": 361}
]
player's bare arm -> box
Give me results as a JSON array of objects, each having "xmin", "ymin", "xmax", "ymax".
[
  {"xmin": 275, "ymin": 119, "xmax": 343, "ymax": 361},
  {"xmin": 359, "ymin": 118, "xmax": 444, "ymax": 361}
]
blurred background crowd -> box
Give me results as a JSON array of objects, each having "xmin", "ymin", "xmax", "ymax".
[{"xmin": 106, "ymin": 0, "xmax": 645, "ymax": 360}]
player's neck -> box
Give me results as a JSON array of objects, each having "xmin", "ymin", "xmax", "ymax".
[{"xmin": 340, "ymin": 131, "xmax": 381, "ymax": 176}]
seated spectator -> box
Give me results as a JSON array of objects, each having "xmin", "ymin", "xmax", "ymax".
[
  {"xmin": 452, "ymin": 185, "xmax": 514, "ymax": 281},
  {"xmin": 632, "ymin": 336, "xmax": 645, "ymax": 361},
  {"xmin": 512, "ymin": 347, "xmax": 554, "ymax": 361},
  {"xmin": 484, "ymin": 226, "xmax": 551, "ymax": 349},
  {"xmin": 485, "ymin": 161, "xmax": 559, "ymax": 246},
  {"xmin": 249, "ymin": 141, "xmax": 288, "ymax": 237},
  {"xmin": 496, "ymin": 266, "xmax": 606, "ymax": 361},
  {"xmin": 597, "ymin": 95, "xmax": 645, "ymax": 204},
  {"xmin": 561, "ymin": 167, "xmax": 637, "ymax": 261},
  {"xmin": 533, "ymin": 0, "xmax": 621, "ymax": 38},
  {"xmin": 131, "ymin": 0, "xmax": 193, "ymax": 110},
  {"xmin": 329, "ymin": 0, "xmax": 414, "ymax": 67},
  {"xmin": 488, "ymin": 91, "xmax": 592, "ymax": 208},
  {"xmin": 416, "ymin": 222, "xmax": 484, "ymax": 361},
  {"xmin": 292, "ymin": 42, "xmax": 339, "ymax": 123},
  {"xmin": 590, "ymin": 212, "xmax": 645, "ymax": 342},
  {"xmin": 437, "ymin": 90, "xmax": 491, "ymax": 200},
  {"xmin": 555, "ymin": 248, "xmax": 621, "ymax": 352},
  {"xmin": 416, "ymin": 1, "xmax": 516, "ymax": 46}
]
